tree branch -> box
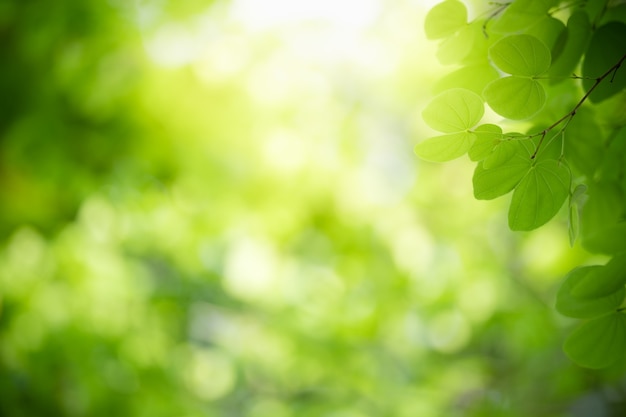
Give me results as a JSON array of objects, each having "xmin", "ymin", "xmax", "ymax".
[{"xmin": 530, "ymin": 53, "xmax": 626, "ymax": 159}]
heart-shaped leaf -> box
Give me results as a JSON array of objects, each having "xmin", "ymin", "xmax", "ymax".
[{"xmin": 508, "ymin": 159, "xmax": 570, "ymax": 231}]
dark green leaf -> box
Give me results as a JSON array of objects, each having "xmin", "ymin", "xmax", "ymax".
[
  {"xmin": 582, "ymin": 22, "xmax": 626, "ymax": 103},
  {"xmin": 556, "ymin": 266, "xmax": 625, "ymax": 319},
  {"xmin": 571, "ymin": 254, "xmax": 626, "ymax": 299},
  {"xmin": 549, "ymin": 11, "xmax": 592, "ymax": 81},
  {"xmin": 564, "ymin": 312, "xmax": 626, "ymax": 369}
]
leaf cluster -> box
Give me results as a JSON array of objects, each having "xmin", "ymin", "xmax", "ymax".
[{"xmin": 420, "ymin": 0, "xmax": 626, "ymax": 368}]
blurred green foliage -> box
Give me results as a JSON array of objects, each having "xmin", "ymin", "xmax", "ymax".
[{"xmin": 1, "ymin": 1, "xmax": 626, "ymax": 416}]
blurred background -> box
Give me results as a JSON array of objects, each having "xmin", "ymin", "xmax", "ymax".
[{"xmin": 0, "ymin": 1, "xmax": 624, "ymax": 416}]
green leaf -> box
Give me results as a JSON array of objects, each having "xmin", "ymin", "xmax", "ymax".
[
  {"xmin": 508, "ymin": 159, "xmax": 570, "ymax": 231},
  {"xmin": 582, "ymin": 223, "xmax": 626, "ymax": 255},
  {"xmin": 483, "ymin": 76, "xmax": 546, "ymax": 120},
  {"xmin": 489, "ymin": 35, "xmax": 551, "ymax": 76},
  {"xmin": 568, "ymin": 184, "xmax": 587, "ymax": 246},
  {"xmin": 422, "ymin": 88, "xmax": 484, "ymax": 133},
  {"xmin": 564, "ymin": 312, "xmax": 626, "ymax": 369},
  {"xmin": 424, "ymin": 0, "xmax": 467, "ymax": 40},
  {"xmin": 468, "ymin": 124, "xmax": 502, "ymax": 161},
  {"xmin": 436, "ymin": 25, "xmax": 476, "ymax": 65},
  {"xmin": 571, "ymin": 254, "xmax": 626, "ymax": 299},
  {"xmin": 556, "ymin": 266, "xmax": 625, "ymax": 319},
  {"xmin": 549, "ymin": 11, "xmax": 592, "ymax": 81},
  {"xmin": 473, "ymin": 152, "xmax": 532, "ymax": 200},
  {"xmin": 414, "ymin": 131, "xmax": 476, "ymax": 162},
  {"xmin": 490, "ymin": 0, "xmax": 559, "ymax": 34},
  {"xmin": 526, "ymin": 16, "xmax": 565, "ymax": 52},
  {"xmin": 483, "ymin": 138, "xmax": 525, "ymax": 169},
  {"xmin": 582, "ymin": 22, "xmax": 626, "ymax": 103},
  {"xmin": 563, "ymin": 108, "xmax": 604, "ymax": 177},
  {"xmin": 434, "ymin": 64, "xmax": 500, "ymax": 95}
]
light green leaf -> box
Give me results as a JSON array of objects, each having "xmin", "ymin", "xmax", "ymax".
[
  {"xmin": 484, "ymin": 76, "xmax": 546, "ymax": 120},
  {"xmin": 483, "ymin": 138, "xmax": 526, "ymax": 169},
  {"xmin": 414, "ymin": 132, "xmax": 476, "ymax": 162},
  {"xmin": 549, "ymin": 11, "xmax": 591, "ymax": 81},
  {"xmin": 473, "ymin": 152, "xmax": 532, "ymax": 200},
  {"xmin": 424, "ymin": 0, "xmax": 467, "ymax": 40},
  {"xmin": 571, "ymin": 254, "xmax": 626, "ymax": 299},
  {"xmin": 436, "ymin": 25, "xmax": 476, "ymax": 65},
  {"xmin": 508, "ymin": 159, "xmax": 570, "ymax": 231},
  {"xmin": 422, "ymin": 88, "xmax": 484, "ymax": 133},
  {"xmin": 583, "ymin": 22, "xmax": 626, "ymax": 103},
  {"xmin": 468, "ymin": 124, "xmax": 502, "ymax": 161},
  {"xmin": 564, "ymin": 312, "xmax": 626, "ymax": 369},
  {"xmin": 434, "ymin": 63, "xmax": 500, "ymax": 95},
  {"xmin": 489, "ymin": 35, "xmax": 551, "ymax": 76},
  {"xmin": 491, "ymin": 0, "xmax": 559, "ymax": 34},
  {"xmin": 556, "ymin": 266, "xmax": 625, "ymax": 319}
]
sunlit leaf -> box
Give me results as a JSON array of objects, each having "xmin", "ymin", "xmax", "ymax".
[
  {"xmin": 556, "ymin": 266, "xmax": 625, "ymax": 319},
  {"xmin": 435, "ymin": 63, "xmax": 500, "ymax": 95},
  {"xmin": 414, "ymin": 131, "xmax": 476, "ymax": 162},
  {"xmin": 564, "ymin": 312, "xmax": 626, "ymax": 369},
  {"xmin": 484, "ymin": 76, "xmax": 546, "ymax": 119},
  {"xmin": 483, "ymin": 138, "xmax": 526, "ymax": 169},
  {"xmin": 436, "ymin": 25, "xmax": 476, "ymax": 65},
  {"xmin": 491, "ymin": 0, "xmax": 560, "ymax": 34},
  {"xmin": 582, "ymin": 22, "xmax": 626, "ymax": 103},
  {"xmin": 508, "ymin": 159, "xmax": 570, "ymax": 231},
  {"xmin": 468, "ymin": 124, "xmax": 502, "ymax": 161},
  {"xmin": 473, "ymin": 153, "xmax": 532, "ymax": 200},
  {"xmin": 422, "ymin": 88, "xmax": 484, "ymax": 133},
  {"xmin": 489, "ymin": 34, "xmax": 551, "ymax": 76},
  {"xmin": 424, "ymin": 0, "xmax": 468, "ymax": 40},
  {"xmin": 571, "ymin": 254, "xmax": 626, "ymax": 299}
]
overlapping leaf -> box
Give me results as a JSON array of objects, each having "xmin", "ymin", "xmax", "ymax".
[
  {"xmin": 582, "ymin": 22, "xmax": 626, "ymax": 103},
  {"xmin": 489, "ymin": 35, "xmax": 551, "ymax": 76},
  {"xmin": 484, "ymin": 76, "xmax": 546, "ymax": 119},
  {"xmin": 564, "ymin": 312, "xmax": 626, "ymax": 369},
  {"xmin": 549, "ymin": 11, "xmax": 591, "ymax": 80},
  {"xmin": 416, "ymin": 88, "xmax": 484, "ymax": 161},
  {"xmin": 490, "ymin": 0, "xmax": 559, "ymax": 34},
  {"xmin": 571, "ymin": 254, "xmax": 626, "ymax": 299},
  {"xmin": 508, "ymin": 159, "xmax": 570, "ymax": 231},
  {"xmin": 424, "ymin": 0, "xmax": 467, "ymax": 40},
  {"xmin": 468, "ymin": 124, "xmax": 502, "ymax": 161},
  {"xmin": 556, "ymin": 266, "xmax": 625, "ymax": 319}
]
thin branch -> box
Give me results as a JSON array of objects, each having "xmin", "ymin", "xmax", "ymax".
[
  {"xmin": 530, "ymin": 53, "xmax": 626, "ymax": 158},
  {"xmin": 482, "ymin": 2, "xmax": 511, "ymax": 38}
]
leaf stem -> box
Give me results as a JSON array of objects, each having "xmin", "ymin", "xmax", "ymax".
[{"xmin": 530, "ymin": 53, "xmax": 626, "ymax": 158}]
